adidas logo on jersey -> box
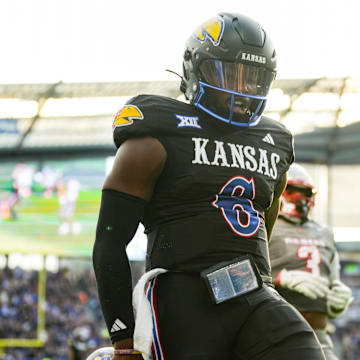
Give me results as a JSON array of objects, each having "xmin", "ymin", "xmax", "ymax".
[
  {"xmin": 110, "ymin": 318, "xmax": 127, "ymax": 333},
  {"xmin": 175, "ymin": 114, "xmax": 202, "ymax": 129},
  {"xmin": 262, "ymin": 133, "xmax": 275, "ymax": 146}
]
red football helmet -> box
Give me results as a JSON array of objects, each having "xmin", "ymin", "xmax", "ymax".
[{"xmin": 280, "ymin": 163, "xmax": 316, "ymax": 224}]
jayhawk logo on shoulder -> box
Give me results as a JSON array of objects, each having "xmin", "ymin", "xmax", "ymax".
[
  {"xmin": 112, "ymin": 105, "xmax": 144, "ymax": 129},
  {"xmin": 193, "ymin": 17, "xmax": 224, "ymax": 46}
]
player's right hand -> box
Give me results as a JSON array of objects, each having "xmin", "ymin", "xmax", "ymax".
[
  {"xmin": 113, "ymin": 354, "xmax": 143, "ymax": 360},
  {"xmin": 112, "ymin": 338, "xmax": 144, "ymax": 360},
  {"xmin": 278, "ymin": 269, "xmax": 329, "ymax": 300},
  {"xmin": 112, "ymin": 349, "xmax": 143, "ymax": 360}
]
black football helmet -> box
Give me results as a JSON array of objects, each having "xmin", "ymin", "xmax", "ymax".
[
  {"xmin": 280, "ymin": 163, "xmax": 317, "ymax": 224},
  {"xmin": 181, "ymin": 13, "xmax": 277, "ymax": 127}
]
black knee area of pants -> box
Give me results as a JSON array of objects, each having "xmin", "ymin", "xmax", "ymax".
[
  {"xmin": 263, "ymin": 332, "xmax": 326, "ymax": 360},
  {"xmin": 251, "ymin": 297, "xmax": 313, "ymax": 344},
  {"xmin": 235, "ymin": 288, "xmax": 317, "ymax": 358}
]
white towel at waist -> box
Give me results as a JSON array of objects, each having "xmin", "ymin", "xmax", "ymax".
[{"xmin": 133, "ymin": 268, "xmax": 168, "ymax": 360}]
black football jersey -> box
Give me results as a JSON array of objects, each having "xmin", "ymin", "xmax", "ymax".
[
  {"xmin": 113, "ymin": 95, "xmax": 294, "ymax": 277},
  {"xmin": 269, "ymin": 217, "xmax": 339, "ymax": 313}
]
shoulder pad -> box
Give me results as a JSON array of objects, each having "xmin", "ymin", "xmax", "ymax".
[
  {"xmin": 260, "ymin": 115, "xmax": 294, "ymax": 165},
  {"xmin": 260, "ymin": 115, "xmax": 293, "ymax": 136},
  {"xmin": 112, "ymin": 95, "xmax": 194, "ymax": 148}
]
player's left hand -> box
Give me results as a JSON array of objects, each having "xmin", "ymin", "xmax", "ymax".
[{"xmin": 327, "ymin": 280, "xmax": 353, "ymax": 318}]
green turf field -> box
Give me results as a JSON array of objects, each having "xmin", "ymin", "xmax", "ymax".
[
  {"xmin": 0, "ymin": 189, "xmax": 101, "ymax": 257},
  {"xmin": 0, "ymin": 157, "xmax": 110, "ymax": 257}
]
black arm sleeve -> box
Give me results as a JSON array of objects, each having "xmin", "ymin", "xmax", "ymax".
[{"xmin": 92, "ymin": 189, "xmax": 147, "ymax": 343}]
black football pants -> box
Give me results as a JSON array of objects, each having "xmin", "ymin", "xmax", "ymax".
[{"xmin": 148, "ymin": 271, "xmax": 325, "ymax": 360}]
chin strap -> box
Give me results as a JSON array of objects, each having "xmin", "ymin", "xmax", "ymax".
[{"xmin": 165, "ymin": 69, "xmax": 184, "ymax": 81}]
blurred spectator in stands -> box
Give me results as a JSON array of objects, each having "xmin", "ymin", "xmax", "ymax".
[{"xmin": 0, "ymin": 265, "xmax": 109, "ymax": 359}]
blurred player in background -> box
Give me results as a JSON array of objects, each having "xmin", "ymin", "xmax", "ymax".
[
  {"xmin": 36, "ymin": 166, "xmax": 62, "ymax": 198},
  {"xmin": 269, "ymin": 163, "xmax": 353, "ymax": 359},
  {"xmin": 92, "ymin": 12, "xmax": 326, "ymax": 360},
  {"xmin": 11, "ymin": 163, "xmax": 35, "ymax": 199},
  {"xmin": 57, "ymin": 178, "xmax": 81, "ymax": 235},
  {"xmin": 0, "ymin": 163, "xmax": 35, "ymax": 220}
]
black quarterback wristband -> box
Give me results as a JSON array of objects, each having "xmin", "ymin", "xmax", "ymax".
[{"xmin": 114, "ymin": 349, "xmax": 141, "ymax": 356}]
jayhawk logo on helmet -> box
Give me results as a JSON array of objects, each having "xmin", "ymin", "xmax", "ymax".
[
  {"xmin": 193, "ymin": 17, "xmax": 224, "ymax": 46},
  {"xmin": 112, "ymin": 105, "xmax": 144, "ymax": 129}
]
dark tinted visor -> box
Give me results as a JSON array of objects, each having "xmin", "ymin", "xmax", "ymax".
[
  {"xmin": 199, "ymin": 59, "xmax": 275, "ymax": 97},
  {"xmin": 286, "ymin": 185, "xmax": 315, "ymax": 198}
]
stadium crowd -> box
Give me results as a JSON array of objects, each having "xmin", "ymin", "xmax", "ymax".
[
  {"xmin": 0, "ymin": 264, "xmax": 113, "ymax": 360},
  {"xmin": 0, "ymin": 263, "xmax": 358, "ymax": 359}
]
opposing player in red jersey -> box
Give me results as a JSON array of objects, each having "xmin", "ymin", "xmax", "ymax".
[{"xmin": 270, "ymin": 163, "xmax": 353, "ymax": 360}]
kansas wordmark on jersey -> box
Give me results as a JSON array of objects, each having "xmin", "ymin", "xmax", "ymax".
[{"xmin": 192, "ymin": 137, "xmax": 280, "ymax": 179}]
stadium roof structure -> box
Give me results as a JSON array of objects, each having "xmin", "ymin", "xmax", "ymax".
[{"xmin": 0, "ymin": 77, "xmax": 359, "ymax": 162}]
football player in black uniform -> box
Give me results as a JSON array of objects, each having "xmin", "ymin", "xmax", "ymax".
[
  {"xmin": 92, "ymin": 13, "xmax": 326, "ymax": 360},
  {"xmin": 269, "ymin": 163, "xmax": 353, "ymax": 360}
]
